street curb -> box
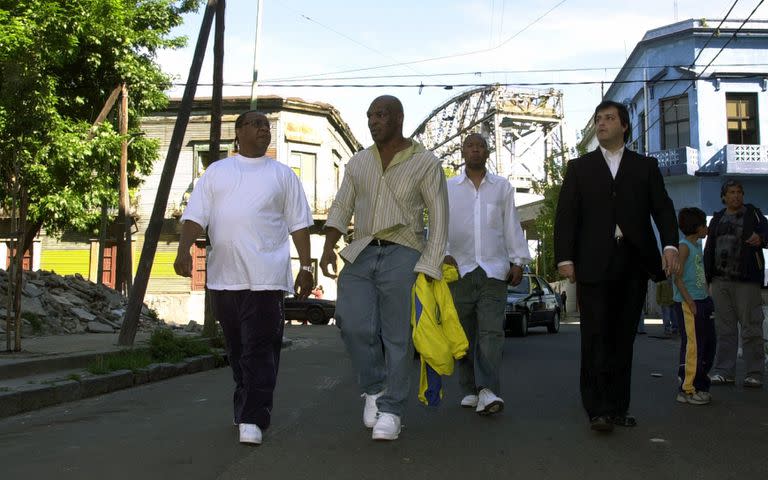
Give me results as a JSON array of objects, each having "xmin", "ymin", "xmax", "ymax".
[{"xmin": 0, "ymin": 353, "xmax": 226, "ymax": 419}]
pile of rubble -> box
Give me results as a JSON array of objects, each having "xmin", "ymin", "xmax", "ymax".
[{"xmin": 0, "ymin": 269, "xmax": 165, "ymax": 337}]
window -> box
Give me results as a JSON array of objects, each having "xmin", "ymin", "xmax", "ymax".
[
  {"xmin": 195, "ymin": 147, "xmax": 230, "ymax": 179},
  {"xmin": 637, "ymin": 111, "xmax": 646, "ymax": 154},
  {"xmin": 726, "ymin": 93, "xmax": 759, "ymax": 144},
  {"xmin": 289, "ymin": 151, "xmax": 317, "ymax": 210},
  {"xmin": 660, "ymin": 95, "xmax": 690, "ymax": 149}
]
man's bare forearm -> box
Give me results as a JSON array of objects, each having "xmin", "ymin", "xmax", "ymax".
[
  {"xmin": 290, "ymin": 227, "xmax": 311, "ymax": 266},
  {"xmin": 178, "ymin": 220, "xmax": 205, "ymax": 254}
]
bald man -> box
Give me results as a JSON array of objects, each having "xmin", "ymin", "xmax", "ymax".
[{"xmin": 321, "ymin": 95, "xmax": 448, "ymax": 441}]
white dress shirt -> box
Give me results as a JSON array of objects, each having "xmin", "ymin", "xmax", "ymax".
[{"xmin": 446, "ymin": 170, "xmax": 532, "ymax": 280}]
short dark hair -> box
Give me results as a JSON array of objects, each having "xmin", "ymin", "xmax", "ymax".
[
  {"xmin": 678, "ymin": 207, "xmax": 707, "ymax": 235},
  {"xmin": 594, "ymin": 100, "xmax": 631, "ymax": 143},
  {"xmin": 720, "ymin": 178, "xmax": 744, "ymax": 204}
]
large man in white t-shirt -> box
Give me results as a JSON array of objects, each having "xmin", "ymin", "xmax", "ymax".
[
  {"xmin": 444, "ymin": 133, "xmax": 531, "ymax": 415},
  {"xmin": 174, "ymin": 111, "xmax": 314, "ymax": 445}
]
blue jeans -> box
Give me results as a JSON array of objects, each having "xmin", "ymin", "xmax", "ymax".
[
  {"xmin": 335, "ymin": 244, "xmax": 421, "ymax": 417},
  {"xmin": 449, "ymin": 267, "xmax": 507, "ymax": 395},
  {"xmin": 661, "ymin": 305, "xmax": 678, "ymax": 333}
]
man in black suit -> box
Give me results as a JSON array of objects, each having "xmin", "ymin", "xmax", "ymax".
[{"xmin": 554, "ymin": 100, "xmax": 680, "ymax": 432}]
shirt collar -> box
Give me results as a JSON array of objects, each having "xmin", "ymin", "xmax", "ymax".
[
  {"xmin": 599, "ymin": 145, "xmax": 624, "ymax": 159},
  {"xmin": 457, "ymin": 168, "xmax": 496, "ymax": 184}
]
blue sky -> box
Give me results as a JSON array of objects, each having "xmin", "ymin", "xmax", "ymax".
[{"xmin": 157, "ymin": 0, "xmax": 763, "ymax": 147}]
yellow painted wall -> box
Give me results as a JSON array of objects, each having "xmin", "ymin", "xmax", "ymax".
[{"xmin": 40, "ymin": 249, "xmax": 91, "ymax": 277}]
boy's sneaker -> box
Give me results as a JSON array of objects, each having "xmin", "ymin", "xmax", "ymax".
[
  {"xmin": 676, "ymin": 391, "xmax": 711, "ymax": 405},
  {"xmin": 362, "ymin": 391, "xmax": 384, "ymax": 428},
  {"xmin": 460, "ymin": 394, "xmax": 479, "ymax": 408}
]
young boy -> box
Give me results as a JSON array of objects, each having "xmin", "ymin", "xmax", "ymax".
[{"xmin": 673, "ymin": 207, "xmax": 716, "ymax": 405}]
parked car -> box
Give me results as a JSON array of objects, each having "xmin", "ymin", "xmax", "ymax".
[
  {"xmin": 504, "ymin": 274, "xmax": 561, "ymax": 336},
  {"xmin": 284, "ymin": 296, "xmax": 336, "ymax": 325}
]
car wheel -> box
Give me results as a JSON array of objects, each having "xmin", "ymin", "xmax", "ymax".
[
  {"xmin": 510, "ymin": 313, "xmax": 528, "ymax": 337},
  {"xmin": 547, "ymin": 311, "xmax": 560, "ymax": 333},
  {"xmin": 307, "ymin": 307, "xmax": 328, "ymax": 325}
]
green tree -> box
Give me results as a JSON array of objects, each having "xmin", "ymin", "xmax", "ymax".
[
  {"xmin": 531, "ymin": 152, "xmax": 569, "ymax": 281},
  {"xmin": 0, "ymin": 0, "xmax": 201, "ymax": 249}
]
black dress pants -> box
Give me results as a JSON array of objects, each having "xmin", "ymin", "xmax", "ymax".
[
  {"xmin": 210, "ymin": 289, "xmax": 284, "ymax": 429},
  {"xmin": 576, "ymin": 241, "xmax": 648, "ymax": 418}
]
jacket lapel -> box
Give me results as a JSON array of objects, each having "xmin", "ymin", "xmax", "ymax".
[{"xmin": 591, "ymin": 148, "xmax": 615, "ymax": 185}]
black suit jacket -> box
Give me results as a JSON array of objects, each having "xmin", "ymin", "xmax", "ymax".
[{"xmin": 554, "ymin": 148, "xmax": 678, "ymax": 283}]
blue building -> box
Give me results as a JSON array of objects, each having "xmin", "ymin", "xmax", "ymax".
[{"xmin": 580, "ymin": 18, "xmax": 768, "ymax": 215}]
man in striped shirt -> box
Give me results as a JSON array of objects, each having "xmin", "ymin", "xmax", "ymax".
[{"xmin": 321, "ymin": 95, "xmax": 448, "ymax": 441}]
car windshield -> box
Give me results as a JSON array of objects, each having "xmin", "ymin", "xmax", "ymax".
[{"xmin": 507, "ymin": 276, "xmax": 530, "ymax": 295}]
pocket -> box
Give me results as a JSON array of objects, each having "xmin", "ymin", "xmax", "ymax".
[{"xmin": 486, "ymin": 203, "xmax": 502, "ymax": 230}]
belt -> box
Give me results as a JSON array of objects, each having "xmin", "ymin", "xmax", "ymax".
[{"xmin": 370, "ymin": 238, "xmax": 397, "ymax": 247}]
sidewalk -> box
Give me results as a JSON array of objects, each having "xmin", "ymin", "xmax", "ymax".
[{"xmin": 0, "ymin": 332, "xmax": 222, "ymax": 419}]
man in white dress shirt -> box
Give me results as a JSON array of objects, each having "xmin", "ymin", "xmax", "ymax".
[{"xmin": 444, "ymin": 133, "xmax": 531, "ymax": 415}]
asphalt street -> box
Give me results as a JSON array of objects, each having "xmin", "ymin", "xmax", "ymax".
[{"xmin": 1, "ymin": 323, "xmax": 766, "ymax": 480}]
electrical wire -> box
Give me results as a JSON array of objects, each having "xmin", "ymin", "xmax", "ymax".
[{"xmin": 265, "ymin": 0, "xmax": 569, "ymax": 82}]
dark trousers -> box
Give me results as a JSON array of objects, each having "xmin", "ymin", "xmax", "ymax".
[
  {"xmin": 577, "ymin": 242, "xmax": 647, "ymax": 418},
  {"xmin": 674, "ymin": 298, "xmax": 716, "ymax": 393},
  {"xmin": 209, "ymin": 289, "xmax": 284, "ymax": 430}
]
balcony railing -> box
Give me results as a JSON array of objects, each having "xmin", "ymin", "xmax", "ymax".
[
  {"xmin": 724, "ymin": 144, "xmax": 768, "ymax": 174},
  {"xmin": 650, "ymin": 147, "xmax": 699, "ymax": 176}
]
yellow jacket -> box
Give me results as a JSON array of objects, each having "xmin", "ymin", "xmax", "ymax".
[{"xmin": 411, "ymin": 265, "xmax": 468, "ymax": 406}]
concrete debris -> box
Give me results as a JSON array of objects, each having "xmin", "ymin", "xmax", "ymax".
[{"xmin": 0, "ymin": 269, "xmax": 165, "ymax": 337}]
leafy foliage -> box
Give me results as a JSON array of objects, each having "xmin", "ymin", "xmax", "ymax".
[
  {"xmin": 0, "ymin": 0, "xmax": 202, "ymax": 237},
  {"xmin": 531, "ymin": 152, "xmax": 568, "ymax": 281}
]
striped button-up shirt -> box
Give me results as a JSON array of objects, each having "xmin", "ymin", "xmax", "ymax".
[{"xmin": 326, "ymin": 141, "xmax": 449, "ymax": 279}]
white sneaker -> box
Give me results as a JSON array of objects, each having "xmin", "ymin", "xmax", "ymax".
[
  {"xmin": 362, "ymin": 390, "xmax": 384, "ymax": 428},
  {"xmin": 371, "ymin": 413, "xmax": 401, "ymax": 440},
  {"xmin": 239, "ymin": 423, "xmax": 262, "ymax": 445},
  {"xmin": 460, "ymin": 394, "xmax": 479, "ymax": 408},
  {"xmin": 476, "ymin": 388, "xmax": 504, "ymax": 415}
]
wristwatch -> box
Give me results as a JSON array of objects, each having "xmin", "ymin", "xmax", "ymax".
[{"xmin": 300, "ymin": 265, "xmax": 314, "ymax": 274}]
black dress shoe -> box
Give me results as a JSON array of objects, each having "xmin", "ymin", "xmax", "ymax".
[
  {"xmin": 611, "ymin": 414, "xmax": 637, "ymax": 427},
  {"xmin": 589, "ymin": 415, "xmax": 614, "ymax": 432}
]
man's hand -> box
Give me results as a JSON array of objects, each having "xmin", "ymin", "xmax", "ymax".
[
  {"xmin": 508, "ymin": 264, "xmax": 523, "ymax": 286},
  {"xmin": 443, "ymin": 255, "xmax": 458, "ymax": 268},
  {"xmin": 662, "ymin": 249, "xmax": 680, "ymax": 276},
  {"xmin": 686, "ymin": 299, "xmax": 697, "ymax": 316},
  {"xmin": 294, "ymin": 270, "xmax": 313, "ymax": 300},
  {"xmin": 173, "ymin": 250, "xmax": 193, "ymax": 277},
  {"xmin": 745, "ymin": 232, "xmax": 762, "ymax": 247},
  {"xmin": 558, "ymin": 263, "xmax": 576, "ymax": 283},
  {"xmin": 320, "ymin": 248, "xmax": 338, "ymax": 279}
]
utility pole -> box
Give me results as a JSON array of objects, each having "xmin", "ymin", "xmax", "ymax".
[
  {"xmin": 202, "ymin": 0, "xmax": 226, "ymax": 338},
  {"xmin": 118, "ymin": 0, "xmax": 219, "ymax": 346},
  {"xmin": 250, "ymin": 0, "xmax": 264, "ymax": 110},
  {"xmin": 117, "ymin": 82, "xmax": 132, "ymax": 296}
]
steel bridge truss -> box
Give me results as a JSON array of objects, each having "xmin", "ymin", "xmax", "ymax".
[{"xmin": 411, "ymin": 85, "xmax": 565, "ymax": 176}]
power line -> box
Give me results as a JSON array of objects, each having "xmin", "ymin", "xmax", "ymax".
[
  {"xmin": 174, "ymin": 74, "xmax": 768, "ymax": 89},
  {"xmin": 261, "ymin": 62, "xmax": 768, "ymax": 83},
  {"xmin": 277, "ymin": 3, "xmax": 423, "ymax": 76},
  {"xmin": 265, "ymin": 0, "xmax": 569, "ymax": 83}
]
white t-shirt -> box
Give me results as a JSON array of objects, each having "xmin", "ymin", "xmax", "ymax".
[{"xmin": 180, "ymin": 154, "xmax": 313, "ymax": 292}]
